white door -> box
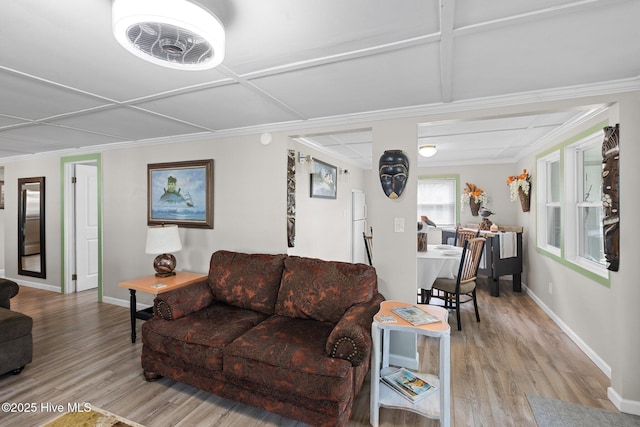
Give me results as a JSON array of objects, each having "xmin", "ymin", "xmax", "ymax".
[{"xmin": 76, "ymin": 164, "xmax": 99, "ymax": 291}]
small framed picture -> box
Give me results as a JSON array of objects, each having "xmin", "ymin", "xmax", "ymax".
[
  {"xmin": 310, "ymin": 159, "xmax": 337, "ymax": 199},
  {"xmin": 0, "ymin": 180, "xmax": 4, "ymax": 209},
  {"xmin": 148, "ymin": 159, "xmax": 214, "ymax": 228}
]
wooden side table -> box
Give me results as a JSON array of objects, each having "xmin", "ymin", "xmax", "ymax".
[
  {"xmin": 370, "ymin": 301, "xmax": 451, "ymax": 427},
  {"xmin": 118, "ymin": 271, "xmax": 207, "ymax": 343}
]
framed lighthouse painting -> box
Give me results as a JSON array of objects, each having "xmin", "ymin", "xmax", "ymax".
[{"xmin": 147, "ymin": 159, "xmax": 214, "ymax": 229}]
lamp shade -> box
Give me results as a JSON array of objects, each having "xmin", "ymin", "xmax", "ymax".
[
  {"xmin": 419, "ymin": 145, "xmax": 437, "ymax": 157},
  {"xmin": 145, "ymin": 224, "xmax": 182, "ymax": 255}
]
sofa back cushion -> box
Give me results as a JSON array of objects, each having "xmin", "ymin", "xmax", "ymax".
[
  {"xmin": 275, "ymin": 256, "xmax": 377, "ymax": 323},
  {"xmin": 208, "ymin": 250, "xmax": 286, "ymax": 315}
]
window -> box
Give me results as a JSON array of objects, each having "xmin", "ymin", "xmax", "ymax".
[
  {"xmin": 417, "ymin": 177, "xmax": 457, "ymax": 227},
  {"xmin": 564, "ymin": 133, "xmax": 606, "ymax": 274},
  {"xmin": 536, "ymin": 126, "xmax": 608, "ymax": 281},
  {"xmin": 537, "ymin": 152, "xmax": 561, "ymax": 256}
]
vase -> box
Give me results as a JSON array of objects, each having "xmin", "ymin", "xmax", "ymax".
[
  {"xmin": 469, "ymin": 200, "xmax": 481, "ymax": 216},
  {"xmin": 518, "ymin": 187, "xmax": 530, "ymax": 212}
]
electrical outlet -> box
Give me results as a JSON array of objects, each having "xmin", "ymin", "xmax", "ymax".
[{"xmin": 548, "ymin": 282, "xmax": 553, "ymax": 294}]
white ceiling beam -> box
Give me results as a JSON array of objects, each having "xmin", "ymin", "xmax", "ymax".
[
  {"xmin": 439, "ymin": 0, "xmax": 456, "ymax": 103},
  {"xmin": 240, "ymin": 34, "xmax": 441, "ymax": 80},
  {"xmin": 218, "ymin": 66, "xmax": 308, "ymax": 120}
]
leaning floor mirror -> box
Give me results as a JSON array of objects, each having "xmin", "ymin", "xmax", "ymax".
[{"xmin": 18, "ymin": 177, "xmax": 46, "ymax": 279}]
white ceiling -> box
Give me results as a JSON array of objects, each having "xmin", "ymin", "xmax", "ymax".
[{"xmin": 1, "ymin": 0, "xmax": 639, "ymax": 167}]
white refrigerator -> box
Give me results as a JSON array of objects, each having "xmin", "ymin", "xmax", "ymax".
[{"xmin": 351, "ymin": 190, "xmax": 368, "ymax": 264}]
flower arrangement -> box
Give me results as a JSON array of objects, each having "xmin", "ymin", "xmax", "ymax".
[
  {"xmin": 461, "ymin": 182, "xmax": 488, "ymax": 206},
  {"xmin": 507, "ymin": 169, "xmax": 531, "ymax": 202}
]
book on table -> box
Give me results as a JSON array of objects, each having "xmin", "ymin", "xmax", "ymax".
[
  {"xmin": 390, "ymin": 306, "xmax": 440, "ymax": 326},
  {"xmin": 381, "ymin": 367, "xmax": 438, "ymax": 403}
]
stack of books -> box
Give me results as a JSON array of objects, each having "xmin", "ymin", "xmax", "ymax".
[{"xmin": 381, "ymin": 368, "xmax": 438, "ymax": 403}]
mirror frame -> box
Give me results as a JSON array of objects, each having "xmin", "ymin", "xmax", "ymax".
[{"xmin": 18, "ymin": 177, "xmax": 46, "ymax": 279}]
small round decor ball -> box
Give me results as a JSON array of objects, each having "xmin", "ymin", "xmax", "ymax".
[{"xmin": 154, "ymin": 253, "xmax": 176, "ymax": 276}]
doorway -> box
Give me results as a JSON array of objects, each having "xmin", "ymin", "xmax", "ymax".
[{"xmin": 62, "ymin": 154, "xmax": 103, "ymax": 300}]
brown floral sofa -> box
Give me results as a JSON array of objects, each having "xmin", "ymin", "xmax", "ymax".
[{"xmin": 141, "ymin": 250, "xmax": 384, "ymax": 427}]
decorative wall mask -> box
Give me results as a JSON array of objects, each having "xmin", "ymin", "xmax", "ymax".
[
  {"xmin": 379, "ymin": 150, "xmax": 409, "ymax": 199},
  {"xmin": 602, "ymin": 124, "xmax": 619, "ymax": 271},
  {"xmin": 287, "ymin": 150, "xmax": 296, "ymax": 247}
]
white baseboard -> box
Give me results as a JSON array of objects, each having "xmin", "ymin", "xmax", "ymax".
[
  {"xmin": 524, "ymin": 284, "xmax": 640, "ymax": 415},
  {"xmin": 103, "ymin": 295, "xmax": 150, "ymax": 312},
  {"xmin": 8, "ymin": 277, "xmax": 61, "ymax": 293},
  {"xmin": 608, "ymin": 386, "xmax": 640, "ymax": 416},
  {"xmin": 523, "ymin": 283, "xmax": 611, "ymax": 378}
]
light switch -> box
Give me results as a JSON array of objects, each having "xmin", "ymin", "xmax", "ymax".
[{"xmin": 394, "ymin": 218, "xmax": 405, "ymax": 233}]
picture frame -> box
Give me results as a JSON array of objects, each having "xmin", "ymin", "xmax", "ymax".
[
  {"xmin": 0, "ymin": 180, "xmax": 4, "ymax": 209},
  {"xmin": 310, "ymin": 159, "xmax": 337, "ymax": 199},
  {"xmin": 148, "ymin": 159, "xmax": 213, "ymax": 229}
]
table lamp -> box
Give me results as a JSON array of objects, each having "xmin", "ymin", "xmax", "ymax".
[{"xmin": 145, "ymin": 224, "xmax": 182, "ymax": 277}]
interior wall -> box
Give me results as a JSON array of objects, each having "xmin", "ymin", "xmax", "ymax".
[
  {"xmin": 512, "ymin": 97, "xmax": 640, "ymax": 413},
  {"xmin": 611, "ymin": 92, "xmax": 640, "ymax": 410},
  {"xmin": 3, "ymin": 157, "xmax": 61, "ymax": 289},
  {"xmin": 418, "ymin": 163, "xmax": 518, "ymax": 228},
  {"xmin": 101, "ymin": 133, "xmax": 288, "ymax": 307},
  {"xmin": 515, "ymin": 109, "xmax": 615, "ymax": 363},
  {"xmin": 368, "ymin": 118, "xmax": 420, "ymax": 364},
  {"xmin": 286, "ymin": 139, "xmax": 365, "ymax": 262},
  {"xmin": 1, "ymin": 89, "xmax": 639, "ymax": 411}
]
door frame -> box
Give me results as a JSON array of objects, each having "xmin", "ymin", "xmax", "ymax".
[{"xmin": 61, "ymin": 153, "xmax": 103, "ymax": 301}]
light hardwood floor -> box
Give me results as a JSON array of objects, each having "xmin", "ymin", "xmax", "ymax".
[{"xmin": 1, "ymin": 280, "xmax": 615, "ymax": 427}]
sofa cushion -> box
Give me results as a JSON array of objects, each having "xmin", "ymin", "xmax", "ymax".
[
  {"xmin": 223, "ymin": 315, "xmax": 353, "ymax": 403},
  {"xmin": 208, "ymin": 251, "xmax": 286, "ymax": 315},
  {"xmin": 275, "ymin": 256, "xmax": 377, "ymax": 323},
  {"xmin": 0, "ymin": 308, "xmax": 32, "ymax": 342},
  {"xmin": 142, "ymin": 303, "xmax": 268, "ymax": 371}
]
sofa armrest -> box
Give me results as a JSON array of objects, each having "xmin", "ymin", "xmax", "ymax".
[
  {"xmin": 153, "ymin": 279, "xmax": 214, "ymax": 320},
  {"xmin": 0, "ymin": 278, "xmax": 19, "ymax": 309},
  {"xmin": 325, "ymin": 292, "xmax": 385, "ymax": 366}
]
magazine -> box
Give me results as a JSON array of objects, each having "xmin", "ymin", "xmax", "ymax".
[
  {"xmin": 381, "ymin": 368, "xmax": 437, "ymax": 402},
  {"xmin": 377, "ymin": 314, "xmax": 398, "ymax": 323},
  {"xmin": 390, "ymin": 306, "xmax": 440, "ymax": 326}
]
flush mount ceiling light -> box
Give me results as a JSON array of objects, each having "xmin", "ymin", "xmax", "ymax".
[
  {"xmin": 418, "ymin": 145, "xmax": 437, "ymax": 157},
  {"xmin": 112, "ymin": 0, "xmax": 225, "ymax": 70}
]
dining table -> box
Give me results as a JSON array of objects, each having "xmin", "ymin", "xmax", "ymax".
[{"xmin": 417, "ymin": 244, "xmax": 463, "ymax": 303}]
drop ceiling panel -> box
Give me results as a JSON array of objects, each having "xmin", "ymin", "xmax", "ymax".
[
  {"xmin": 252, "ymin": 44, "xmax": 441, "ymax": 118},
  {"xmin": 421, "ymin": 130, "xmax": 525, "ymax": 150},
  {"xmin": 0, "ymin": 1, "xmax": 636, "ymax": 164},
  {"xmin": 454, "ymin": 0, "xmax": 580, "ymax": 27},
  {"xmin": 0, "ymin": 71, "xmax": 108, "ymax": 120},
  {"xmin": 0, "ymin": 124, "xmax": 121, "ymax": 148},
  {"xmin": 224, "ymin": 0, "xmax": 439, "ymax": 74},
  {"xmin": 50, "ymin": 107, "xmax": 208, "ymax": 141},
  {"xmin": 0, "ymin": 137, "xmax": 60, "ymax": 156},
  {"xmin": 452, "ymin": 2, "xmax": 640, "ymax": 100},
  {"xmin": 420, "ymin": 117, "xmax": 533, "ymax": 137},
  {"xmin": 135, "ymin": 84, "xmax": 300, "ymax": 130},
  {"xmin": 531, "ymin": 111, "xmax": 585, "ymax": 127}
]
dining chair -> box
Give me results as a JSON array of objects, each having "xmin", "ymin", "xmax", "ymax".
[
  {"xmin": 431, "ymin": 237, "xmax": 486, "ymax": 331},
  {"xmin": 363, "ymin": 228, "xmax": 373, "ymax": 266},
  {"xmin": 454, "ymin": 227, "xmax": 480, "ymax": 247}
]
